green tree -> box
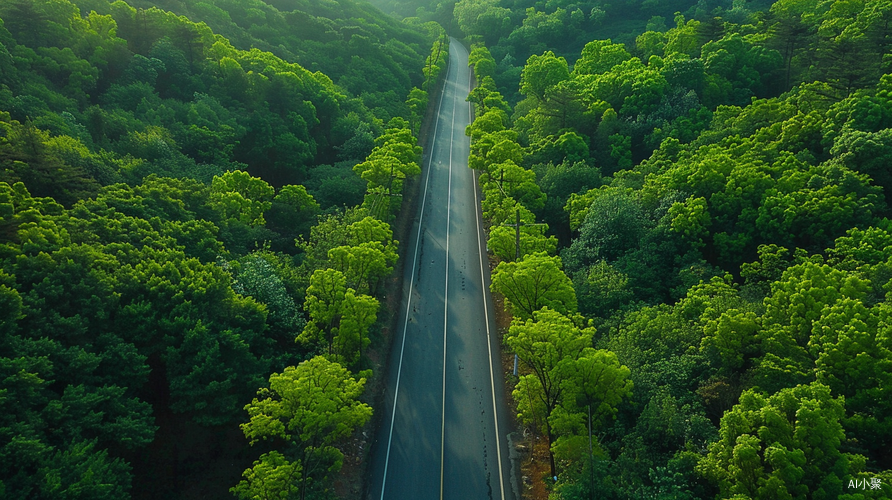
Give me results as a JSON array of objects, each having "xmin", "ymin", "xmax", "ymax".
[
  {"xmin": 491, "ymin": 252, "xmax": 577, "ymax": 319},
  {"xmin": 231, "ymin": 451, "xmax": 301, "ymax": 500},
  {"xmin": 406, "ymin": 87, "xmax": 428, "ymax": 136},
  {"xmin": 698, "ymin": 383, "xmax": 865, "ymax": 499},
  {"xmin": 668, "ymin": 196, "xmax": 711, "ymax": 249},
  {"xmin": 38, "ymin": 440, "xmax": 133, "ymax": 500},
  {"xmin": 487, "ymin": 223, "xmax": 557, "ymax": 262},
  {"xmin": 454, "ymin": 0, "xmax": 510, "ymax": 42},
  {"xmin": 265, "ymin": 185, "xmax": 320, "ymax": 250},
  {"xmin": 328, "ymin": 242, "xmax": 394, "ymax": 294},
  {"xmin": 468, "ymin": 45, "xmax": 497, "ymax": 79},
  {"xmin": 563, "ymin": 188, "xmax": 646, "ymax": 271},
  {"xmin": 209, "ymin": 170, "xmax": 274, "ymax": 225},
  {"xmin": 296, "ymin": 207, "xmax": 369, "ymax": 277},
  {"xmin": 508, "ymin": 307, "xmax": 593, "ymax": 478},
  {"xmin": 238, "ymin": 357, "xmax": 372, "ymax": 500},
  {"xmin": 754, "ymin": 260, "xmax": 871, "ymax": 392},
  {"xmin": 572, "ymin": 260, "xmax": 635, "ymax": 318},
  {"xmin": 233, "ymin": 254, "xmax": 303, "ymax": 334},
  {"xmin": 299, "ymin": 268, "xmax": 347, "ymax": 356},
  {"xmin": 573, "ymin": 40, "xmax": 633, "ymax": 76},
  {"xmin": 479, "ymin": 160, "xmax": 545, "ymax": 211},
  {"xmin": 520, "ymin": 51, "xmax": 570, "ymax": 101},
  {"xmin": 700, "ymin": 309, "xmax": 761, "ymax": 374},
  {"xmin": 550, "ymin": 348, "xmax": 633, "ymax": 466},
  {"xmin": 335, "ymin": 289, "xmax": 378, "ymax": 367}
]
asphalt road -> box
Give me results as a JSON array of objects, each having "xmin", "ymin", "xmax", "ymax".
[{"xmin": 366, "ymin": 39, "xmax": 517, "ymax": 500}]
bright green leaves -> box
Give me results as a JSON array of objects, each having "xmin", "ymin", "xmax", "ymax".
[
  {"xmin": 301, "ymin": 269, "xmax": 348, "ymax": 352},
  {"xmin": 700, "ymin": 34, "xmax": 783, "ymax": 100},
  {"xmin": 423, "ymin": 34, "xmax": 449, "ymax": 91},
  {"xmin": 572, "ymin": 40, "xmax": 633, "ymax": 77},
  {"xmin": 479, "ymin": 160, "xmax": 545, "ymax": 213},
  {"xmin": 336, "ymin": 290, "xmax": 378, "ymax": 367},
  {"xmin": 729, "ymin": 247, "xmax": 892, "ymax": 462},
  {"xmin": 463, "ymin": 3, "xmax": 892, "ymax": 495},
  {"xmin": 294, "ymin": 208, "xmax": 393, "ymax": 366},
  {"xmin": 639, "ymin": 135, "xmax": 883, "ymax": 267},
  {"xmin": 508, "ymin": 308, "xmax": 588, "ymax": 461},
  {"xmin": 565, "ymin": 349, "xmax": 633, "ymax": 423},
  {"xmin": 812, "ymin": 299, "xmax": 886, "ymax": 394},
  {"xmin": 296, "ymin": 207, "xmax": 370, "ymax": 277},
  {"xmin": 580, "ymin": 57, "xmax": 667, "ymax": 116},
  {"xmin": 491, "ymin": 252, "xmax": 577, "ymax": 319},
  {"xmin": 347, "ymin": 216, "xmax": 397, "ymax": 250},
  {"xmin": 353, "ymin": 119, "xmax": 421, "ymax": 218},
  {"xmin": 232, "ymin": 451, "xmax": 301, "ymax": 500},
  {"xmin": 508, "ymin": 308, "xmax": 632, "ymax": 476},
  {"xmin": 454, "ymin": 0, "xmax": 511, "ymax": 43},
  {"xmin": 487, "ymin": 223, "xmax": 557, "ymax": 262},
  {"xmin": 0, "ymin": 181, "xmax": 69, "ymax": 257},
  {"xmin": 669, "ymin": 196, "xmax": 711, "ymax": 249},
  {"xmin": 406, "ymin": 87, "xmax": 428, "ymax": 136},
  {"xmin": 468, "ymin": 45, "xmax": 497, "ymax": 80},
  {"xmin": 323, "ymin": 216, "xmax": 399, "ymax": 293},
  {"xmin": 764, "ymin": 261, "xmax": 869, "ymax": 347},
  {"xmin": 299, "ymin": 268, "xmax": 378, "ymax": 367},
  {"xmin": 551, "ymin": 349, "xmax": 633, "ymax": 462},
  {"xmin": 698, "ymin": 383, "xmax": 862, "ymax": 500},
  {"xmin": 520, "ymin": 51, "xmax": 570, "ymax": 101},
  {"xmin": 756, "ymin": 162, "xmax": 882, "ymax": 247},
  {"xmin": 467, "ymin": 76, "xmax": 512, "ymax": 117},
  {"xmin": 701, "ymin": 309, "xmax": 761, "ymax": 373},
  {"xmin": 467, "ymin": 109, "xmax": 510, "ymax": 142},
  {"xmin": 508, "ymin": 308, "xmax": 593, "ymax": 405},
  {"xmin": 209, "ymin": 170, "xmax": 274, "ymax": 226},
  {"xmin": 241, "ymin": 357, "xmax": 371, "ymax": 445},
  {"xmin": 328, "ymin": 242, "xmax": 393, "ymax": 294},
  {"xmin": 237, "ymin": 357, "xmax": 371, "ymax": 498}
]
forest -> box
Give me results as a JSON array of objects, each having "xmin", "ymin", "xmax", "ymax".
[
  {"xmin": 3, "ymin": 0, "xmax": 892, "ymax": 498},
  {"xmin": 0, "ymin": 0, "xmax": 446, "ymax": 497},
  {"xmin": 459, "ymin": 0, "xmax": 892, "ymax": 498}
]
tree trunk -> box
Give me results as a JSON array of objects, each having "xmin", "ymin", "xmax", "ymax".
[{"xmin": 545, "ymin": 419, "xmax": 557, "ymax": 480}]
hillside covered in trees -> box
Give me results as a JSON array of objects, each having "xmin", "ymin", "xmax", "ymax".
[
  {"xmin": 461, "ymin": 0, "xmax": 892, "ymax": 498},
  {"xmin": 0, "ymin": 0, "xmax": 447, "ymax": 497},
  {"xmin": 5, "ymin": 0, "xmax": 892, "ymax": 497}
]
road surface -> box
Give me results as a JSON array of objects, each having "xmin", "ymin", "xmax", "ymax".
[{"xmin": 366, "ymin": 38, "xmax": 517, "ymax": 500}]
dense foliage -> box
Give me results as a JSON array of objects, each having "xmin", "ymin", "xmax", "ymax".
[
  {"xmin": 73, "ymin": 0, "xmax": 441, "ymax": 120},
  {"xmin": 0, "ymin": 0, "xmax": 438, "ymax": 497},
  {"xmin": 465, "ymin": 0, "xmax": 892, "ymax": 497},
  {"xmin": 0, "ymin": 0, "xmax": 441, "ymax": 194}
]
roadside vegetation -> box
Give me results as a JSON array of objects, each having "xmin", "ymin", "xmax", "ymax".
[
  {"xmin": 4, "ymin": 0, "xmax": 892, "ymax": 497},
  {"xmin": 460, "ymin": 0, "xmax": 892, "ymax": 497},
  {"xmin": 0, "ymin": 0, "xmax": 448, "ymax": 497}
]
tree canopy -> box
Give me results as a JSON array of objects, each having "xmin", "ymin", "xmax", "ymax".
[{"xmin": 463, "ymin": 1, "xmax": 892, "ymax": 495}]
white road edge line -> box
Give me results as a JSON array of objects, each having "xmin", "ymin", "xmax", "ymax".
[
  {"xmin": 379, "ymin": 39, "xmax": 452, "ymax": 500},
  {"xmin": 440, "ymin": 40, "xmax": 458, "ymax": 500},
  {"xmin": 470, "ymin": 53, "xmax": 507, "ymax": 500}
]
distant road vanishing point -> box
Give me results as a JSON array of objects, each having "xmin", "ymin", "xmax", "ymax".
[{"xmin": 366, "ymin": 37, "xmax": 517, "ymax": 500}]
